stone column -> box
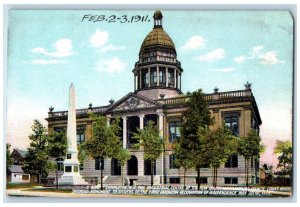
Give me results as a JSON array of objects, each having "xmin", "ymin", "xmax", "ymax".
[
  {"xmin": 179, "ymin": 74, "xmax": 181, "ymax": 90},
  {"xmin": 156, "ymin": 66, "xmax": 159, "ymax": 86},
  {"xmin": 158, "ymin": 113, "xmax": 164, "ymax": 184},
  {"xmin": 139, "ymin": 69, "xmax": 142, "ymax": 89},
  {"xmin": 122, "ymin": 116, "xmax": 127, "ymax": 149},
  {"xmin": 158, "ymin": 113, "xmax": 164, "ymax": 138},
  {"xmin": 166, "ymin": 68, "xmax": 169, "ymax": 87},
  {"xmin": 106, "ymin": 115, "xmax": 111, "ymax": 126},
  {"xmin": 134, "ymin": 74, "xmax": 136, "ymax": 91},
  {"xmin": 139, "ymin": 114, "xmax": 144, "ymax": 130},
  {"xmin": 174, "ymin": 69, "xmax": 177, "ymax": 88},
  {"xmin": 148, "ymin": 67, "xmax": 150, "ymax": 87}
]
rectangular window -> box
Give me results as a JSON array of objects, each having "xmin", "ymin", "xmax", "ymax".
[
  {"xmin": 159, "ymin": 67, "xmax": 166, "ymax": 85},
  {"xmin": 150, "ymin": 68, "xmax": 157, "ymax": 86},
  {"xmin": 169, "ymin": 121, "xmax": 181, "ymax": 142},
  {"xmin": 95, "ymin": 157, "xmax": 104, "ymax": 170},
  {"xmin": 142, "ymin": 70, "xmax": 149, "ymax": 88},
  {"xmin": 169, "ymin": 154, "xmax": 178, "ymax": 169},
  {"xmin": 196, "ymin": 177, "xmax": 208, "ymax": 184},
  {"xmin": 74, "ymin": 166, "xmax": 79, "ymax": 173},
  {"xmin": 224, "ymin": 177, "xmax": 238, "ymax": 184},
  {"xmin": 169, "ymin": 177, "xmax": 180, "ymax": 184},
  {"xmin": 65, "ymin": 166, "xmax": 72, "ymax": 172},
  {"xmin": 168, "ymin": 69, "xmax": 175, "ymax": 87},
  {"xmin": 67, "ymin": 154, "xmax": 71, "ymax": 159},
  {"xmin": 77, "ymin": 129, "xmax": 85, "ymax": 144},
  {"xmin": 22, "ymin": 175, "xmax": 29, "ymax": 180},
  {"xmin": 225, "ymin": 154, "xmax": 238, "ymax": 168},
  {"xmin": 223, "ymin": 113, "xmax": 239, "ymax": 136}
]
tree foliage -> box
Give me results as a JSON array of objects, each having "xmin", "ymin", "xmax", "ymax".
[
  {"xmin": 179, "ymin": 89, "xmax": 213, "ymax": 189},
  {"xmin": 114, "ymin": 148, "xmax": 131, "ymax": 185},
  {"xmin": 6, "ymin": 144, "xmax": 13, "ymax": 176},
  {"xmin": 133, "ymin": 121, "xmax": 164, "ymax": 186},
  {"xmin": 23, "ymin": 120, "xmax": 55, "ymax": 183},
  {"xmin": 83, "ymin": 114, "xmax": 122, "ymax": 189},
  {"xmin": 274, "ymin": 139, "xmax": 292, "ymax": 185},
  {"xmin": 238, "ymin": 129, "xmax": 264, "ymax": 187},
  {"xmin": 47, "ymin": 130, "xmax": 67, "ymax": 188},
  {"xmin": 201, "ymin": 125, "xmax": 237, "ymax": 187}
]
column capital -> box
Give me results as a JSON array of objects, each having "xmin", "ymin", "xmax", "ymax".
[
  {"xmin": 122, "ymin": 116, "xmax": 127, "ymax": 120},
  {"xmin": 138, "ymin": 114, "xmax": 145, "ymax": 118},
  {"xmin": 157, "ymin": 112, "xmax": 164, "ymax": 117}
]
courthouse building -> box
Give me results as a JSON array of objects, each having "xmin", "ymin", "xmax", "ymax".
[{"xmin": 47, "ymin": 11, "xmax": 262, "ymax": 186}]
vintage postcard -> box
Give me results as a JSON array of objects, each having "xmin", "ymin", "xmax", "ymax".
[{"xmin": 5, "ymin": 9, "xmax": 293, "ymax": 199}]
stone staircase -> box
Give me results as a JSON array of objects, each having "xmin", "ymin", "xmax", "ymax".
[{"xmin": 103, "ymin": 176, "xmax": 123, "ymax": 185}]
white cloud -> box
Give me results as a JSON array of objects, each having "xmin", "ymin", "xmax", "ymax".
[
  {"xmin": 196, "ymin": 48, "xmax": 225, "ymax": 62},
  {"xmin": 251, "ymin": 45, "xmax": 264, "ymax": 57},
  {"xmin": 234, "ymin": 45, "xmax": 284, "ymax": 65},
  {"xmin": 181, "ymin": 35, "xmax": 205, "ymax": 50},
  {"xmin": 90, "ymin": 29, "xmax": 109, "ymax": 48},
  {"xmin": 234, "ymin": 56, "xmax": 246, "ymax": 63},
  {"xmin": 100, "ymin": 45, "xmax": 126, "ymax": 53},
  {"xmin": 259, "ymin": 51, "xmax": 284, "ymax": 65},
  {"xmin": 30, "ymin": 59, "xmax": 66, "ymax": 65},
  {"xmin": 215, "ymin": 67, "xmax": 236, "ymax": 73},
  {"xmin": 95, "ymin": 57, "xmax": 126, "ymax": 73},
  {"xmin": 32, "ymin": 39, "xmax": 74, "ymax": 58}
]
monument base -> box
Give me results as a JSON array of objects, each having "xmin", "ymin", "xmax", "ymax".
[{"xmin": 58, "ymin": 174, "xmax": 88, "ymax": 185}]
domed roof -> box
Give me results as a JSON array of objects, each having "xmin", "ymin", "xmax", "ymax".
[
  {"xmin": 140, "ymin": 28, "xmax": 176, "ymax": 52},
  {"xmin": 140, "ymin": 11, "xmax": 176, "ymax": 53}
]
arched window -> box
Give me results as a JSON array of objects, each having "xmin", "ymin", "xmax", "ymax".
[
  {"xmin": 127, "ymin": 155, "xmax": 138, "ymax": 175},
  {"xmin": 144, "ymin": 159, "xmax": 156, "ymax": 175},
  {"xmin": 95, "ymin": 157, "xmax": 104, "ymax": 170},
  {"xmin": 111, "ymin": 158, "xmax": 121, "ymax": 175}
]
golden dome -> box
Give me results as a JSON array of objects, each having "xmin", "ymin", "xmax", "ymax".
[{"xmin": 140, "ymin": 27, "xmax": 176, "ymax": 52}]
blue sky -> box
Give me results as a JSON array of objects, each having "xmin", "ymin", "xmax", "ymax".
[{"xmin": 6, "ymin": 10, "xmax": 293, "ymax": 165}]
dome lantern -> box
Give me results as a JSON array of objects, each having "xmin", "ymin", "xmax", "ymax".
[{"xmin": 153, "ymin": 10, "xmax": 163, "ymax": 28}]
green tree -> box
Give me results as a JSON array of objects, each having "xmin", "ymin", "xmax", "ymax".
[
  {"xmin": 202, "ymin": 125, "xmax": 237, "ymax": 188},
  {"xmin": 83, "ymin": 114, "xmax": 121, "ymax": 190},
  {"xmin": 114, "ymin": 148, "xmax": 131, "ymax": 185},
  {"xmin": 173, "ymin": 140, "xmax": 193, "ymax": 188},
  {"xmin": 180, "ymin": 89, "xmax": 213, "ymax": 190},
  {"xmin": 274, "ymin": 139, "xmax": 292, "ymax": 185},
  {"xmin": 6, "ymin": 144, "xmax": 13, "ymax": 179},
  {"xmin": 238, "ymin": 129, "xmax": 264, "ymax": 187},
  {"xmin": 23, "ymin": 120, "xmax": 54, "ymax": 183},
  {"xmin": 133, "ymin": 121, "xmax": 164, "ymax": 186},
  {"xmin": 47, "ymin": 130, "xmax": 67, "ymax": 188}
]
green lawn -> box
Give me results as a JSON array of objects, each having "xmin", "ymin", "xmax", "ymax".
[
  {"xmin": 6, "ymin": 182, "xmax": 41, "ymax": 189},
  {"xmin": 24, "ymin": 188, "xmax": 72, "ymax": 193}
]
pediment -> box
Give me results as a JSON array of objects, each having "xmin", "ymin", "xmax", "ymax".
[{"xmin": 108, "ymin": 93, "xmax": 160, "ymax": 112}]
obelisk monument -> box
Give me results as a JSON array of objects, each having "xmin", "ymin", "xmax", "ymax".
[{"xmin": 58, "ymin": 83, "xmax": 87, "ymax": 185}]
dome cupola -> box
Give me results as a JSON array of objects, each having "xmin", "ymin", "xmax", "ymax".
[{"xmin": 132, "ymin": 10, "xmax": 183, "ymax": 100}]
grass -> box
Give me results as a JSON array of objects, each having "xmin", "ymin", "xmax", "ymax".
[
  {"xmin": 24, "ymin": 188, "xmax": 72, "ymax": 193},
  {"xmin": 6, "ymin": 182, "xmax": 41, "ymax": 189}
]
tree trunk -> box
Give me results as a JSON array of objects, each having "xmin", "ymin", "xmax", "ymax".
[
  {"xmin": 150, "ymin": 160, "xmax": 154, "ymax": 186},
  {"xmin": 100, "ymin": 168, "xmax": 103, "ymax": 190},
  {"xmin": 121, "ymin": 165, "xmax": 124, "ymax": 186},
  {"xmin": 215, "ymin": 168, "xmax": 218, "ymax": 187},
  {"xmin": 197, "ymin": 167, "xmax": 200, "ymax": 190},
  {"xmin": 246, "ymin": 159, "xmax": 249, "ymax": 188},
  {"xmin": 39, "ymin": 170, "xmax": 42, "ymax": 184},
  {"xmin": 56, "ymin": 169, "xmax": 58, "ymax": 189},
  {"xmin": 183, "ymin": 169, "xmax": 186, "ymax": 189}
]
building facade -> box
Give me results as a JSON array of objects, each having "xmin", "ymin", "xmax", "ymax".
[{"xmin": 47, "ymin": 10, "xmax": 262, "ymax": 186}]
